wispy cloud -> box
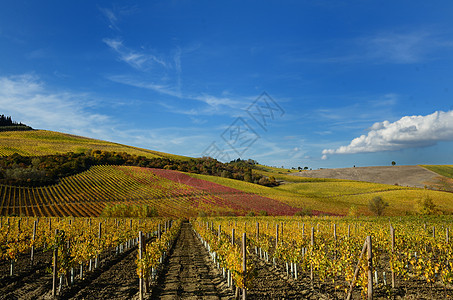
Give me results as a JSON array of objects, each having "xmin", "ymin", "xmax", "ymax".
[
  {"xmin": 108, "ymin": 75, "xmax": 246, "ymax": 116},
  {"xmin": 99, "ymin": 7, "xmax": 119, "ymax": 31},
  {"xmin": 322, "ymin": 110, "xmax": 453, "ymax": 156},
  {"xmin": 103, "ymin": 38, "xmax": 167, "ymax": 71},
  {"xmin": 363, "ymin": 31, "xmax": 435, "ymax": 64},
  {"xmin": 108, "ymin": 75, "xmax": 181, "ymax": 98},
  {"xmin": 0, "ymin": 74, "xmax": 115, "ymax": 139},
  {"xmin": 313, "ymin": 93, "xmax": 399, "ymax": 128},
  {"xmin": 289, "ymin": 30, "xmax": 453, "ymax": 65},
  {"xmin": 99, "ymin": 5, "xmax": 137, "ymax": 31}
]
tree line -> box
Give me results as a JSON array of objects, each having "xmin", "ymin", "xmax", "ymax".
[
  {"xmin": 0, "ymin": 150, "xmax": 278, "ymax": 187},
  {"xmin": 0, "ymin": 114, "xmax": 33, "ymax": 131}
]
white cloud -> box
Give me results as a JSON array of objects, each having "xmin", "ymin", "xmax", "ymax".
[
  {"xmin": 99, "ymin": 7, "xmax": 119, "ymax": 31},
  {"xmin": 323, "ymin": 110, "xmax": 453, "ymax": 156},
  {"xmin": 365, "ymin": 31, "xmax": 429, "ymax": 64},
  {"xmin": 291, "ymin": 30, "xmax": 453, "ymax": 65},
  {"xmin": 103, "ymin": 38, "xmax": 166, "ymax": 70},
  {"xmin": 0, "ymin": 74, "xmax": 115, "ymax": 139},
  {"xmin": 108, "ymin": 75, "xmax": 245, "ymax": 116}
]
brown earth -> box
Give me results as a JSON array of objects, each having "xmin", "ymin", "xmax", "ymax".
[
  {"xmin": 150, "ymin": 222, "xmax": 233, "ymax": 299},
  {"xmin": 291, "ymin": 165, "xmax": 451, "ymax": 189}
]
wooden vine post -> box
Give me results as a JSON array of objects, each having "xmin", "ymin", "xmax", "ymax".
[
  {"xmin": 333, "ymin": 223, "xmax": 337, "ymax": 259},
  {"xmin": 310, "ymin": 227, "xmax": 314, "ymax": 281},
  {"xmin": 281, "ymin": 222, "xmax": 283, "ymax": 239},
  {"xmin": 346, "ymin": 238, "xmax": 368, "ymax": 300},
  {"xmin": 138, "ymin": 231, "xmax": 147, "ymax": 300},
  {"xmin": 367, "ymin": 236, "xmax": 373, "ymax": 300},
  {"xmin": 390, "ymin": 225, "xmax": 395, "ymax": 288},
  {"xmin": 96, "ymin": 222, "xmax": 102, "ymax": 268},
  {"xmin": 256, "ymin": 222, "xmax": 259, "ymax": 243},
  {"xmin": 275, "ymin": 224, "xmax": 279, "ymax": 248},
  {"xmin": 447, "ymin": 227, "xmax": 450, "ymax": 244},
  {"xmin": 31, "ymin": 220, "xmax": 37, "ymax": 266},
  {"xmin": 242, "ymin": 232, "xmax": 247, "ymax": 300},
  {"xmin": 232, "ymin": 228, "xmax": 235, "ymax": 245},
  {"xmin": 52, "ymin": 229, "xmax": 59, "ymax": 298}
]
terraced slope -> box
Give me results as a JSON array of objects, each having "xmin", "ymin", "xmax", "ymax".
[{"xmin": 0, "ymin": 130, "xmax": 187, "ymax": 160}]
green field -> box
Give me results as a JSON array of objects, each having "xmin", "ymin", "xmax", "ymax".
[{"xmin": 421, "ymin": 165, "xmax": 453, "ymax": 178}]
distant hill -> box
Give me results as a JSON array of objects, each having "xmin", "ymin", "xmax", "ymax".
[
  {"xmin": 290, "ymin": 165, "xmax": 453, "ymax": 191},
  {"xmin": 0, "ymin": 129, "xmax": 187, "ymax": 159}
]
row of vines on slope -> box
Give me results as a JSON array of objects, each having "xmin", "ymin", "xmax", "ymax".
[{"xmin": 0, "ymin": 166, "xmax": 237, "ymax": 217}]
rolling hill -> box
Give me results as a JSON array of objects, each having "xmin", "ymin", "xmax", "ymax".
[
  {"xmin": 289, "ymin": 165, "xmax": 453, "ymax": 192},
  {"xmin": 0, "ymin": 129, "xmax": 188, "ymax": 160},
  {"xmin": 1, "ymin": 129, "xmax": 453, "ymax": 217}
]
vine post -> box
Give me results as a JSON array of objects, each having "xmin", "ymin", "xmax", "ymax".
[
  {"xmin": 96, "ymin": 222, "xmax": 102, "ymax": 268},
  {"xmin": 138, "ymin": 231, "xmax": 144, "ymax": 300},
  {"xmin": 447, "ymin": 227, "xmax": 449, "ymax": 243},
  {"xmin": 52, "ymin": 229, "xmax": 59, "ymax": 298},
  {"xmin": 310, "ymin": 227, "xmax": 314, "ymax": 281},
  {"xmin": 256, "ymin": 222, "xmax": 259, "ymax": 242},
  {"xmin": 31, "ymin": 220, "xmax": 37, "ymax": 266},
  {"xmin": 275, "ymin": 224, "xmax": 279, "ymax": 248},
  {"xmin": 242, "ymin": 232, "xmax": 247, "ymax": 300},
  {"xmin": 367, "ymin": 236, "xmax": 373, "ymax": 300},
  {"xmin": 390, "ymin": 225, "xmax": 395, "ymax": 288},
  {"xmin": 346, "ymin": 238, "xmax": 368, "ymax": 300}
]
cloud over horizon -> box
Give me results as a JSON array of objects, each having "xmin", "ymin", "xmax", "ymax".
[
  {"xmin": 0, "ymin": 74, "xmax": 114, "ymax": 138},
  {"xmin": 322, "ymin": 110, "xmax": 453, "ymax": 156}
]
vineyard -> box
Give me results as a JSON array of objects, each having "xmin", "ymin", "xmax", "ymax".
[
  {"xmin": 0, "ymin": 165, "xmax": 301, "ymax": 218},
  {"xmin": 2, "ymin": 214, "xmax": 453, "ymax": 298},
  {"xmin": 186, "ymin": 172, "xmax": 453, "ymax": 216},
  {"xmin": 0, "ymin": 130, "xmax": 187, "ymax": 160},
  {"xmin": 1, "ymin": 129, "xmax": 453, "ymax": 298},
  {"xmin": 193, "ymin": 215, "xmax": 453, "ymax": 299},
  {"xmin": 0, "ymin": 216, "xmax": 179, "ymax": 299}
]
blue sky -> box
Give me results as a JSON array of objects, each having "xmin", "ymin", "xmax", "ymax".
[{"xmin": 1, "ymin": 1, "xmax": 453, "ymax": 169}]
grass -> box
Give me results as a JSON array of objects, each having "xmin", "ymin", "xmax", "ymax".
[
  {"xmin": 0, "ymin": 130, "xmax": 189, "ymax": 160},
  {"xmin": 186, "ymin": 172, "xmax": 453, "ymax": 216},
  {"xmin": 421, "ymin": 165, "xmax": 453, "ymax": 179},
  {"xmin": 254, "ymin": 165, "xmax": 346, "ymax": 183}
]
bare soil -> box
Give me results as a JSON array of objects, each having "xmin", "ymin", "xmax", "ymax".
[
  {"xmin": 291, "ymin": 165, "xmax": 452, "ymax": 189},
  {"xmin": 150, "ymin": 222, "xmax": 233, "ymax": 299}
]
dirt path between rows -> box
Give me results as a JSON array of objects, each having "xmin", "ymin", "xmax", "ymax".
[
  {"xmin": 66, "ymin": 247, "xmax": 139, "ymax": 300},
  {"xmin": 151, "ymin": 222, "xmax": 233, "ymax": 299}
]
